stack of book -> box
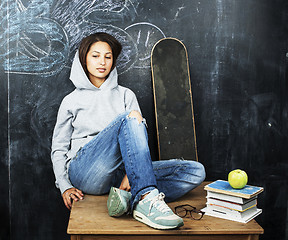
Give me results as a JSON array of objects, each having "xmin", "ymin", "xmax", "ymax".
[{"xmin": 202, "ymin": 180, "xmax": 264, "ymax": 223}]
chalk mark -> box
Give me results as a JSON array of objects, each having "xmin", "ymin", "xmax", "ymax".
[{"xmin": 125, "ymin": 22, "xmax": 166, "ymax": 68}]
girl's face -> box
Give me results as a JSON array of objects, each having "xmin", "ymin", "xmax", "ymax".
[{"xmin": 86, "ymin": 41, "xmax": 113, "ymax": 85}]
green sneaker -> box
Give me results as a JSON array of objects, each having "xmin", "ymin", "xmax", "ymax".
[
  {"xmin": 133, "ymin": 189, "xmax": 184, "ymax": 229},
  {"xmin": 107, "ymin": 187, "xmax": 132, "ymax": 217}
]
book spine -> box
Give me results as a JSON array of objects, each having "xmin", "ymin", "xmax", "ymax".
[
  {"xmin": 207, "ymin": 198, "xmax": 257, "ymax": 211},
  {"xmin": 206, "ymin": 191, "xmax": 245, "ymax": 204},
  {"xmin": 207, "ymin": 203, "xmax": 257, "ymax": 213},
  {"xmin": 202, "ymin": 207, "xmax": 262, "ymax": 223}
]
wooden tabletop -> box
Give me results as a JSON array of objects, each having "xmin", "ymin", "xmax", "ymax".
[{"xmin": 67, "ymin": 181, "xmax": 264, "ymax": 236}]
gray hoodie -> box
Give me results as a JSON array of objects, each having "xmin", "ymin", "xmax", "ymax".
[{"xmin": 51, "ymin": 51, "xmax": 141, "ymax": 194}]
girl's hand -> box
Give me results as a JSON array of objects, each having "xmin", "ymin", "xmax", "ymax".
[
  {"xmin": 62, "ymin": 188, "xmax": 84, "ymax": 210},
  {"xmin": 119, "ymin": 174, "xmax": 131, "ymax": 192}
]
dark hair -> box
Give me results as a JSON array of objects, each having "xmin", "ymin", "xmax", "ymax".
[{"xmin": 78, "ymin": 32, "xmax": 122, "ymax": 76}]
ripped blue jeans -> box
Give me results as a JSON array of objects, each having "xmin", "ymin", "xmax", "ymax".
[{"xmin": 68, "ymin": 111, "xmax": 206, "ymax": 209}]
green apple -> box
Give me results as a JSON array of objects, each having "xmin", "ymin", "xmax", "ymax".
[{"xmin": 228, "ymin": 169, "xmax": 248, "ymax": 189}]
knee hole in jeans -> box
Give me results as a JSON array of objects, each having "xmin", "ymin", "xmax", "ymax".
[{"xmin": 128, "ymin": 110, "xmax": 143, "ymax": 124}]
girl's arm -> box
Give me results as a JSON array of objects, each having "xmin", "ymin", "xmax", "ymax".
[
  {"xmin": 124, "ymin": 88, "xmax": 141, "ymax": 113},
  {"xmin": 51, "ymin": 97, "xmax": 74, "ymax": 194}
]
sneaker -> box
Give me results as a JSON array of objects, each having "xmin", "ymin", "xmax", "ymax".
[
  {"xmin": 133, "ymin": 189, "xmax": 184, "ymax": 229},
  {"xmin": 107, "ymin": 187, "xmax": 132, "ymax": 217}
]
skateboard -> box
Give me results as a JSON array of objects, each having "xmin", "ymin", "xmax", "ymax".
[{"xmin": 151, "ymin": 38, "xmax": 198, "ymax": 161}]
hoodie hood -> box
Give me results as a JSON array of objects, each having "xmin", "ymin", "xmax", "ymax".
[{"xmin": 69, "ymin": 51, "xmax": 118, "ymax": 90}]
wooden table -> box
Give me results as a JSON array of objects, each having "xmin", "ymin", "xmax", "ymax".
[{"xmin": 67, "ymin": 181, "xmax": 264, "ymax": 240}]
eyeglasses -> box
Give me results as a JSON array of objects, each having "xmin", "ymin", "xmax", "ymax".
[{"xmin": 174, "ymin": 204, "xmax": 205, "ymax": 220}]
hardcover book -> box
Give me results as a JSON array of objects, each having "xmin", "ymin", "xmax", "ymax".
[
  {"xmin": 206, "ymin": 191, "xmax": 257, "ymax": 204},
  {"xmin": 202, "ymin": 205, "xmax": 262, "ymax": 223},
  {"xmin": 204, "ymin": 180, "xmax": 264, "ymax": 199},
  {"xmin": 207, "ymin": 197, "xmax": 257, "ymax": 211}
]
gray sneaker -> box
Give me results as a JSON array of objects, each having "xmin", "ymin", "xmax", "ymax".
[
  {"xmin": 107, "ymin": 187, "xmax": 132, "ymax": 217},
  {"xmin": 133, "ymin": 189, "xmax": 184, "ymax": 229}
]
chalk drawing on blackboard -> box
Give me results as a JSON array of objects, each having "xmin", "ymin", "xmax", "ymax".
[
  {"xmin": 6, "ymin": 18, "xmax": 69, "ymax": 76},
  {"xmin": 84, "ymin": 0, "xmax": 138, "ymax": 25},
  {"xmin": 174, "ymin": 5, "xmax": 185, "ymax": 21},
  {"xmin": 1, "ymin": 0, "xmax": 69, "ymax": 76},
  {"xmin": 125, "ymin": 22, "xmax": 166, "ymax": 69},
  {"xmin": 2, "ymin": 0, "xmax": 166, "ymax": 76}
]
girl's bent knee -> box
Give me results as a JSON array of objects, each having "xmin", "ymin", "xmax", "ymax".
[
  {"xmin": 128, "ymin": 110, "xmax": 143, "ymax": 124},
  {"xmin": 183, "ymin": 160, "xmax": 206, "ymax": 185}
]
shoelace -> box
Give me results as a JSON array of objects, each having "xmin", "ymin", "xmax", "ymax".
[{"xmin": 147, "ymin": 193, "xmax": 171, "ymax": 215}]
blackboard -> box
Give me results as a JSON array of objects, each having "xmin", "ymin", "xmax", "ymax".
[{"xmin": 1, "ymin": 1, "xmax": 288, "ymax": 240}]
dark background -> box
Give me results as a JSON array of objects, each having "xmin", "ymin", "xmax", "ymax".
[{"xmin": 1, "ymin": 0, "xmax": 288, "ymax": 239}]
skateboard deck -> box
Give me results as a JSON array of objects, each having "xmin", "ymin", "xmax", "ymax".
[{"xmin": 151, "ymin": 38, "xmax": 198, "ymax": 161}]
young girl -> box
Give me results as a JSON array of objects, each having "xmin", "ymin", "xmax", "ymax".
[{"xmin": 51, "ymin": 32, "xmax": 205, "ymax": 230}]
